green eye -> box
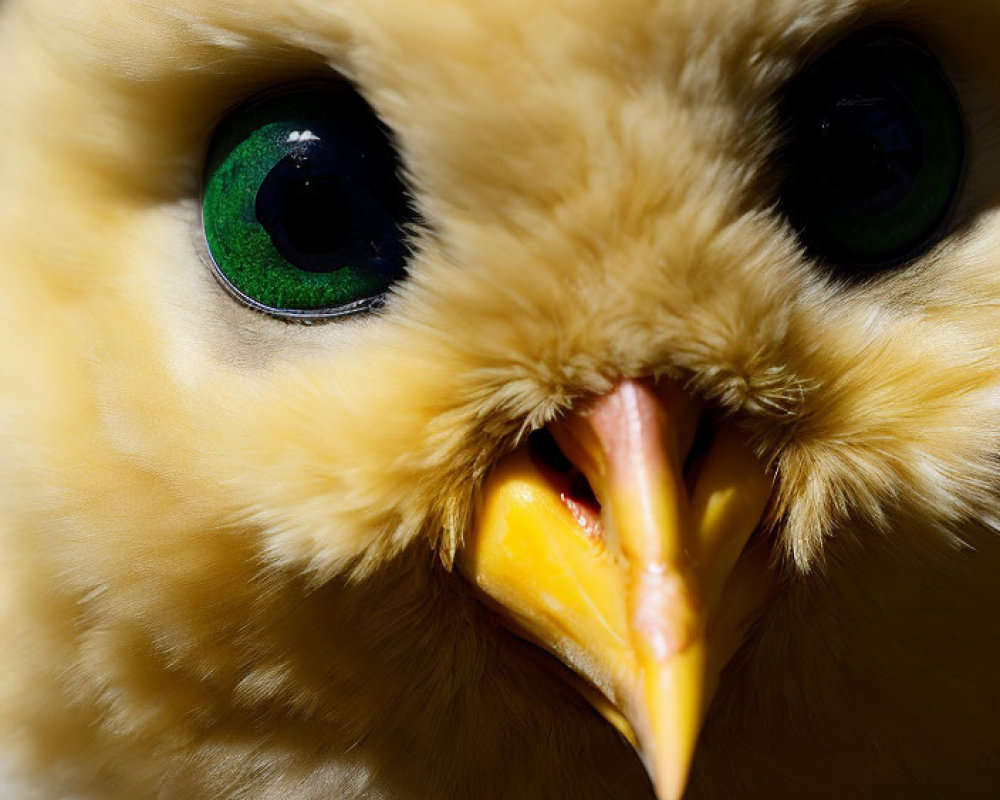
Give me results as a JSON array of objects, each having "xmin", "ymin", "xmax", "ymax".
[
  {"xmin": 779, "ymin": 32, "xmax": 965, "ymax": 273},
  {"xmin": 202, "ymin": 83, "xmax": 415, "ymax": 319}
]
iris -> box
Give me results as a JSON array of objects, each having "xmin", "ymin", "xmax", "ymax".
[{"xmin": 203, "ymin": 83, "xmax": 414, "ymax": 318}]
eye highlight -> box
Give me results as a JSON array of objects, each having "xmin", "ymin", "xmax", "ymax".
[
  {"xmin": 202, "ymin": 83, "xmax": 415, "ymax": 319},
  {"xmin": 779, "ymin": 31, "xmax": 965, "ymax": 274}
]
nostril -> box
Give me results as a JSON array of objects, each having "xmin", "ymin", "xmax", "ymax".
[{"xmin": 528, "ymin": 429, "xmax": 602, "ymax": 537}]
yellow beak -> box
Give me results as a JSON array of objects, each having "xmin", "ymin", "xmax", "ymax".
[{"xmin": 458, "ymin": 379, "xmax": 772, "ymax": 800}]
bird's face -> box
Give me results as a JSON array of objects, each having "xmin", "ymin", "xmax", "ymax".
[{"xmin": 4, "ymin": 0, "xmax": 1000, "ymax": 797}]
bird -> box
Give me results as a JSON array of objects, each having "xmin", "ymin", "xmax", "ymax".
[{"xmin": 2, "ymin": 0, "xmax": 1000, "ymax": 798}]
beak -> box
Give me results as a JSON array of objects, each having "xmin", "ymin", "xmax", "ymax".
[{"xmin": 458, "ymin": 379, "xmax": 772, "ymax": 800}]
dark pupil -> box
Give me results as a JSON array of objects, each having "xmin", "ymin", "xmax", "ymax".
[
  {"xmin": 255, "ymin": 143, "xmax": 358, "ymax": 273},
  {"xmin": 273, "ymin": 166, "xmax": 351, "ymax": 257},
  {"xmin": 811, "ymin": 87, "xmax": 923, "ymax": 215}
]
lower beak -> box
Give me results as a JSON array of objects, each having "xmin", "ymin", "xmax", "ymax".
[{"xmin": 458, "ymin": 379, "xmax": 772, "ymax": 800}]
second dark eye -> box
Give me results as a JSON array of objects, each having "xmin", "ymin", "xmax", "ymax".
[{"xmin": 778, "ymin": 31, "xmax": 965, "ymax": 274}]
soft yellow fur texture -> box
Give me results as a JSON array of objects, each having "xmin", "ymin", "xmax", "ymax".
[{"xmin": 3, "ymin": 0, "xmax": 1000, "ymax": 797}]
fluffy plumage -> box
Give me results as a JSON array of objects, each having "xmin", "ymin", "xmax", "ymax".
[{"xmin": 3, "ymin": 0, "xmax": 1000, "ymax": 797}]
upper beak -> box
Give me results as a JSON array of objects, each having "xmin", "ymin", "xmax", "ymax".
[{"xmin": 457, "ymin": 379, "xmax": 773, "ymax": 800}]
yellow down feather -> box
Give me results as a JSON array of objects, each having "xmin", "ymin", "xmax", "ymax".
[{"xmin": 2, "ymin": 0, "xmax": 1000, "ymax": 797}]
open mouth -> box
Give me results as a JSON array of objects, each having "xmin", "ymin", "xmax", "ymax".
[
  {"xmin": 529, "ymin": 428, "xmax": 603, "ymax": 539},
  {"xmin": 528, "ymin": 406, "xmax": 720, "ymax": 543}
]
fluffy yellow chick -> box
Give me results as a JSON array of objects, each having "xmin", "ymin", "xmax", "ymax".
[{"xmin": 2, "ymin": 0, "xmax": 1000, "ymax": 798}]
